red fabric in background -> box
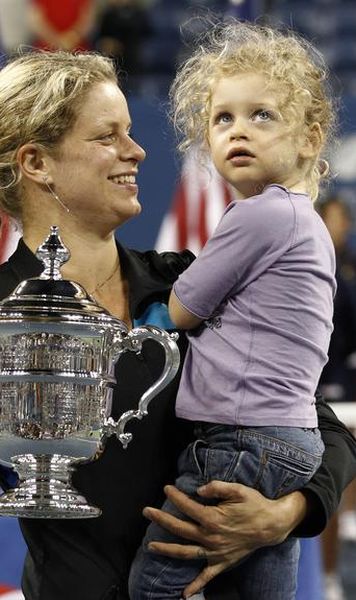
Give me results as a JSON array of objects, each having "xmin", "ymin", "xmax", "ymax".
[
  {"xmin": 0, "ymin": 212, "xmax": 9, "ymax": 264},
  {"xmin": 32, "ymin": 0, "xmax": 92, "ymax": 49}
]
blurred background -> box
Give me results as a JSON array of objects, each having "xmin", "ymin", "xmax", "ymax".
[{"xmin": 1, "ymin": 1, "xmax": 356, "ymax": 599}]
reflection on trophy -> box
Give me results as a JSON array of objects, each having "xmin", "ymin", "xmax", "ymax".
[{"xmin": 0, "ymin": 226, "xmax": 180, "ymax": 519}]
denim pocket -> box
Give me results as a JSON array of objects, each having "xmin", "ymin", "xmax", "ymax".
[
  {"xmin": 265, "ymin": 450, "xmax": 320, "ymax": 495},
  {"xmin": 265, "ymin": 449, "xmax": 321, "ymax": 476},
  {"xmin": 254, "ymin": 441, "xmax": 323, "ymax": 498},
  {"xmin": 235, "ymin": 427, "xmax": 324, "ymax": 499},
  {"xmin": 181, "ymin": 439, "xmax": 241, "ymax": 484}
]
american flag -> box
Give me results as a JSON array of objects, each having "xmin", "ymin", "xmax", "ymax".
[
  {"xmin": 0, "ymin": 591, "xmax": 24, "ymax": 599},
  {"xmin": 0, "ymin": 213, "xmax": 21, "ymax": 264},
  {"xmin": 155, "ymin": 150, "xmax": 235, "ymax": 254}
]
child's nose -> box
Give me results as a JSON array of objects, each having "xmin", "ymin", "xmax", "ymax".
[{"xmin": 230, "ymin": 118, "xmax": 249, "ymax": 140}]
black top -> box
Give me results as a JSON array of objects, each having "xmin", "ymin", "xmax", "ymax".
[{"xmin": 1, "ymin": 239, "xmax": 356, "ymax": 600}]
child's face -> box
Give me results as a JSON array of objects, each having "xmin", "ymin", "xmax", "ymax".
[{"xmin": 207, "ymin": 72, "xmax": 311, "ymax": 198}]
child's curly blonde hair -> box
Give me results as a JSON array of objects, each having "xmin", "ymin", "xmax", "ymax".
[{"xmin": 170, "ymin": 19, "xmax": 336, "ymax": 200}]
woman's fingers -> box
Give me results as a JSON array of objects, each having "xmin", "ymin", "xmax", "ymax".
[
  {"xmin": 197, "ymin": 480, "xmax": 248, "ymax": 501},
  {"xmin": 148, "ymin": 541, "xmax": 208, "ymax": 560},
  {"xmin": 143, "ymin": 482, "xmax": 305, "ymax": 595},
  {"xmin": 143, "ymin": 505, "xmax": 204, "ymax": 543},
  {"xmin": 182, "ymin": 563, "xmax": 226, "ymax": 598},
  {"xmin": 147, "ymin": 540, "xmax": 242, "ymax": 599},
  {"xmin": 164, "ymin": 485, "xmax": 214, "ymax": 523}
]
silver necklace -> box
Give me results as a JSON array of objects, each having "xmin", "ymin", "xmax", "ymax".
[{"xmin": 89, "ymin": 261, "xmax": 119, "ymax": 295}]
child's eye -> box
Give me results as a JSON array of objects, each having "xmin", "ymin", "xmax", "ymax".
[
  {"xmin": 215, "ymin": 112, "xmax": 232, "ymax": 124},
  {"xmin": 252, "ymin": 109, "xmax": 274, "ymax": 122}
]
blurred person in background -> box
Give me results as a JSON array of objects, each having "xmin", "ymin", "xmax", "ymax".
[
  {"xmin": 95, "ymin": 0, "xmax": 151, "ymax": 91},
  {"xmin": 0, "ymin": 0, "xmax": 31, "ymax": 55},
  {"xmin": 28, "ymin": 0, "xmax": 96, "ymax": 51},
  {"xmin": 317, "ymin": 196, "xmax": 356, "ymax": 600},
  {"xmin": 318, "ymin": 197, "xmax": 356, "ymax": 405}
]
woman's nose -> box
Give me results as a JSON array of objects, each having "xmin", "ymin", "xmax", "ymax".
[
  {"xmin": 132, "ymin": 140, "xmax": 146, "ymax": 162},
  {"xmin": 122, "ymin": 136, "xmax": 146, "ymax": 162}
]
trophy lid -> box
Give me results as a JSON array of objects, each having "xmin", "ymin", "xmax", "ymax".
[{"xmin": 0, "ymin": 225, "xmax": 120, "ymax": 324}]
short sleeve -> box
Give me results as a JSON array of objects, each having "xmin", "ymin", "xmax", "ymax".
[{"xmin": 174, "ymin": 191, "xmax": 296, "ymax": 319}]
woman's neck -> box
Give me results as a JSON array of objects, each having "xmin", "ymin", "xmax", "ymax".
[
  {"xmin": 23, "ymin": 224, "xmax": 121, "ymax": 296},
  {"xmin": 24, "ymin": 227, "xmax": 132, "ymax": 326}
]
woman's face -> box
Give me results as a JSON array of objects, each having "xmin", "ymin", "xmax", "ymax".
[{"xmin": 48, "ymin": 80, "xmax": 146, "ymax": 232}]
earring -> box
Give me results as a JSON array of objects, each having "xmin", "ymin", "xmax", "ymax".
[{"xmin": 42, "ymin": 175, "xmax": 70, "ymax": 214}]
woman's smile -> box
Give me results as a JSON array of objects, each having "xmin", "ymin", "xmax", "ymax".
[{"xmin": 47, "ymin": 80, "xmax": 146, "ymax": 228}]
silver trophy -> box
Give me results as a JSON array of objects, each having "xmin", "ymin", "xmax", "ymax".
[{"xmin": 0, "ymin": 226, "xmax": 180, "ymax": 518}]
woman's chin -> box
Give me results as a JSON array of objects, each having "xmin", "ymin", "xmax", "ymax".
[
  {"xmin": 115, "ymin": 200, "xmax": 142, "ymax": 226},
  {"xmin": 128, "ymin": 199, "xmax": 142, "ymax": 218},
  {"xmin": 133, "ymin": 199, "xmax": 142, "ymax": 215}
]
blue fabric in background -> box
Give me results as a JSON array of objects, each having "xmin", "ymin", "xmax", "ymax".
[
  {"xmin": 297, "ymin": 538, "xmax": 325, "ymax": 600},
  {"xmin": 134, "ymin": 301, "xmax": 175, "ymax": 329},
  {"xmin": 0, "ymin": 517, "xmax": 26, "ymax": 589}
]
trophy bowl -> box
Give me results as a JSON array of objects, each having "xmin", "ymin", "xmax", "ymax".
[{"xmin": 0, "ymin": 226, "xmax": 180, "ymax": 518}]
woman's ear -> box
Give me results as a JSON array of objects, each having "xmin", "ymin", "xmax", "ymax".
[
  {"xmin": 17, "ymin": 143, "xmax": 53, "ymax": 184},
  {"xmin": 300, "ymin": 122, "xmax": 323, "ymax": 159}
]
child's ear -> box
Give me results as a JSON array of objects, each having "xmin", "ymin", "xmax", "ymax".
[{"xmin": 300, "ymin": 122, "xmax": 323, "ymax": 159}]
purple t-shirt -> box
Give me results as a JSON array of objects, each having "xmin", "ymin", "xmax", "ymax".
[{"xmin": 174, "ymin": 185, "xmax": 336, "ymax": 427}]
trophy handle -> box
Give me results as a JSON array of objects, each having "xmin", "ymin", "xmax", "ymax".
[{"xmin": 103, "ymin": 326, "xmax": 180, "ymax": 448}]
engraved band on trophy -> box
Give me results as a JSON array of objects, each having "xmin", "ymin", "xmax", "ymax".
[{"xmin": 0, "ymin": 226, "xmax": 180, "ymax": 518}]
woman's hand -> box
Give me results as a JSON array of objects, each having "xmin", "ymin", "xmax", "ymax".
[{"xmin": 143, "ymin": 481, "xmax": 308, "ymax": 598}]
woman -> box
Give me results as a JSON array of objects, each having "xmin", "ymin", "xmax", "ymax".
[{"xmin": 0, "ymin": 50, "xmax": 355, "ymax": 600}]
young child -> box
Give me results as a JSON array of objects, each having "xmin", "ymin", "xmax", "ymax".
[{"xmin": 129, "ymin": 19, "xmax": 337, "ymax": 600}]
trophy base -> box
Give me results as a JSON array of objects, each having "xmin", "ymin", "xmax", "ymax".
[
  {"xmin": 0, "ymin": 454, "xmax": 101, "ymax": 519},
  {"xmin": 0, "ymin": 486, "xmax": 101, "ymax": 519}
]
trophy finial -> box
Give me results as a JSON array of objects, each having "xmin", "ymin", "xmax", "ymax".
[{"xmin": 36, "ymin": 225, "xmax": 71, "ymax": 280}]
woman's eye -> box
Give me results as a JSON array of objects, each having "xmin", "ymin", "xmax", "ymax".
[{"xmin": 100, "ymin": 133, "xmax": 117, "ymax": 142}]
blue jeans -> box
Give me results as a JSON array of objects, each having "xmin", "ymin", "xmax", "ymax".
[{"xmin": 129, "ymin": 424, "xmax": 324, "ymax": 600}]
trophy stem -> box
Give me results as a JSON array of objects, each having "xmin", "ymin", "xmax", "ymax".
[{"xmin": 0, "ymin": 454, "xmax": 101, "ymax": 518}]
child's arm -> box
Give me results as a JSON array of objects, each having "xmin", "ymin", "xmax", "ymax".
[
  {"xmin": 168, "ymin": 289, "xmax": 202, "ymax": 329},
  {"xmin": 169, "ymin": 192, "xmax": 296, "ymax": 329}
]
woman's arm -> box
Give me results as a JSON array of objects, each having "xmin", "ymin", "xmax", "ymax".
[
  {"xmin": 294, "ymin": 390, "xmax": 356, "ymax": 536},
  {"xmin": 143, "ymin": 392, "xmax": 356, "ymax": 598}
]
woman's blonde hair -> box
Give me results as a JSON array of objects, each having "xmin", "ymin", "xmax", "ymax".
[
  {"xmin": 0, "ymin": 50, "xmax": 117, "ymax": 219},
  {"xmin": 170, "ymin": 19, "xmax": 337, "ymax": 200}
]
